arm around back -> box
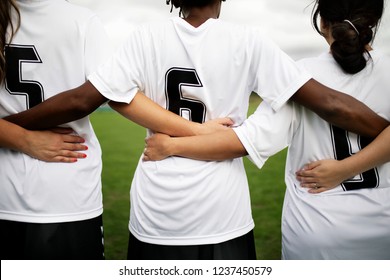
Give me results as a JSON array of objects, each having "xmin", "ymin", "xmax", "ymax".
[
  {"xmin": 291, "ymin": 79, "xmax": 389, "ymax": 138},
  {"xmin": 5, "ymin": 81, "xmax": 107, "ymax": 130}
]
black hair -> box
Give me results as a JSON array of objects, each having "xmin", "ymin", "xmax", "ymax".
[
  {"xmin": 312, "ymin": 0, "xmax": 384, "ymax": 74},
  {"xmin": 166, "ymin": 0, "xmax": 226, "ymax": 16}
]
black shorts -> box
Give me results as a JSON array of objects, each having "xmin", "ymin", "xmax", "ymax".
[
  {"xmin": 127, "ymin": 230, "xmax": 257, "ymax": 260},
  {"xmin": 0, "ymin": 215, "xmax": 104, "ymax": 260}
]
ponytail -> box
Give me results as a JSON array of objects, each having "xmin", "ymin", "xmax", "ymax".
[
  {"xmin": 330, "ymin": 19, "xmax": 372, "ymax": 74},
  {"xmin": 312, "ymin": 0, "xmax": 383, "ymax": 74}
]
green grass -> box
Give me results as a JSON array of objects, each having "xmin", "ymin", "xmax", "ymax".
[{"xmin": 90, "ymin": 95, "xmax": 286, "ymax": 259}]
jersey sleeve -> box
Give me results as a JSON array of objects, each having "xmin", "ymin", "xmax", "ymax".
[
  {"xmin": 249, "ymin": 31, "xmax": 312, "ymax": 111},
  {"xmin": 233, "ymin": 101, "xmax": 297, "ymax": 169},
  {"xmin": 88, "ymin": 27, "xmax": 145, "ymax": 104}
]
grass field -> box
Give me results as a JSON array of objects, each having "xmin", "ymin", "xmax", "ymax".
[{"xmin": 90, "ymin": 95, "xmax": 287, "ymax": 260}]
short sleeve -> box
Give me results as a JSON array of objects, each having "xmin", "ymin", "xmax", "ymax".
[
  {"xmin": 249, "ymin": 31, "xmax": 312, "ymax": 111},
  {"xmin": 233, "ymin": 101, "xmax": 297, "ymax": 169},
  {"xmin": 88, "ymin": 27, "xmax": 146, "ymax": 104}
]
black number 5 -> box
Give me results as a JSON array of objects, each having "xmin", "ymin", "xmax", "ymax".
[
  {"xmin": 165, "ymin": 67, "xmax": 206, "ymax": 123},
  {"xmin": 330, "ymin": 125, "xmax": 379, "ymax": 191},
  {"xmin": 5, "ymin": 44, "xmax": 44, "ymax": 109}
]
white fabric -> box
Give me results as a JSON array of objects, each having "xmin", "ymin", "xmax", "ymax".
[
  {"xmin": 234, "ymin": 51, "xmax": 390, "ymax": 259},
  {"xmin": 0, "ymin": 0, "xmax": 111, "ymax": 223},
  {"xmin": 89, "ymin": 17, "xmax": 311, "ymax": 245}
]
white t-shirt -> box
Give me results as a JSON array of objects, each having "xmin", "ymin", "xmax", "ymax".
[
  {"xmin": 89, "ymin": 17, "xmax": 311, "ymax": 245},
  {"xmin": 234, "ymin": 50, "xmax": 390, "ymax": 259},
  {"xmin": 0, "ymin": 0, "xmax": 111, "ymax": 223}
]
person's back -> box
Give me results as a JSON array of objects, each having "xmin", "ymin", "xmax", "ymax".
[
  {"xmin": 0, "ymin": 0, "xmax": 110, "ymax": 259},
  {"xmin": 89, "ymin": 0, "xmax": 311, "ymax": 256},
  {"xmin": 281, "ymin": 49, "xmax": 390, "ymax": 259},
  {"xmin": 229, "ymin": 0, "xmax": 390, "ymax": 260},
  {"xmin": 281, "ymin": 0, "xmax": 390, "ymax": 259},
  {"xmin": 126, "ymin": 17, "xmax": 298, "ymax": 245}
]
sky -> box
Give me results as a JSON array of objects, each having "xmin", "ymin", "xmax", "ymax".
[{"xmin": 69, "ymin": 0, "xmax": 390, "ymax": 60}]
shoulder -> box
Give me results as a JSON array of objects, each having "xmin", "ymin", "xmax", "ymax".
[
  {"xmin": 370, "ymin": 50, "xmax": 390, "ymax": 67},
  {"xmin": 44, "ymin": 0, "xmax": 101, "ymax": 25},
  {"xmin": 297, "ymin": 52, "xmax": 340, "ymax": 72}
]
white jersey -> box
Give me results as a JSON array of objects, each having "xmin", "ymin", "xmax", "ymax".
[
  {"xmin": 0, "ymin": 0, "xmax": 111, "ymax": 223},
  {"xmin": 89, "ymin": 17, "xmax": 311, "ymax": 245},
  {"xmin": 234, "ymin": 50, "xmax": 390, "ymax": 259}
]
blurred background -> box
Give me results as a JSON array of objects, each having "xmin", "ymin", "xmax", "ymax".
[{"xmin": 70, "ymin": 0, "xmax": 390, "ymax": 59}]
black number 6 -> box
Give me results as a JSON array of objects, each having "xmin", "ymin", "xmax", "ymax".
[{"xmin": 165, "ymin": 67, "xmax": 206, "ymax": 123}]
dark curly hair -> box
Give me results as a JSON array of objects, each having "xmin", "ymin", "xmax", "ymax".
[
  {"xmin": 166, "ymin": 0, "xmax": 226, "ymax": 15},
  {"xmin": 312, "ymin": 0, "xmax": 383, "ymax": 74}
]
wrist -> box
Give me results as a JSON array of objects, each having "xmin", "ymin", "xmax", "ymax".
[
  {"xmin": 168, "ymin": 137, "xmax": 180, "ymax": 156},
  {"xmin": 190, "ymin": 123, "xmax": 203, "ymax": 136},
  {"xmin": 16, "ymin": 127, "xmax": 31, "ymax": 154},
  {"xmin": 339, "ymin": 157, "xmax": 360, "ymax": 180}
]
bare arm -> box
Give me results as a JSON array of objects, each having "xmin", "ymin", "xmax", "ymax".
[
  {"xmin": 4, "ymin": 81, "xmax": 107, "ymax": 130},
  {"xmin": 0, "ymin": 119, "xmax": 87, "ymax": 162},
  {"xmin": 143, "ymin": 129, "xmax": 247, "ymax": 161},
  {"xmin": 4, "ymin": 80, "xmax": 232, "ymax": 136},
  {"xmin": 291, "ymin": 79, "xmax": 389, "ymax": 138},
  {"xmin": 109, "ymin": 95, "xmax": 233, "ymax": 137},
  {"xmin": 146, "ymin": 78, "xmax": 389, "ymax": 163},
  {"xmin": 296, "ymin": 125, "xmax": 390, "ymax": 193}
]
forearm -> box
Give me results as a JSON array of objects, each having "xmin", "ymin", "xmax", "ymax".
[
  {"xmin": 292, "ymin": 79, "xmax": 389, "ymax": 137},
  {"xmin": 0, "ymin": 119, "xmax": 29, "ymax": 151},
  {"xmin": 109, "ymin": 92, "xmax": 203, "ymax": 137},
  {"xmin": 341, "ymin": 125, "xmax": 390, "ymax": 177},
  {"xmin": 4, "ymin": 81, "xmax": 107, "ymax": 130},
  {"xmin": 165, "ymin": 130, "xmax": 247, "ymax": 161}
]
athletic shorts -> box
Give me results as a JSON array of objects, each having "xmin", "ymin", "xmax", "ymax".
[
  {"xmin": 0, "ymin": 215, "xmax": 104, "ymax": 260},
  {"xmin": 127, "ymin": 230, "xmax": 257, "ymax": 260}
]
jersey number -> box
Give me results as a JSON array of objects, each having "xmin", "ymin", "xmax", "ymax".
[
  {"xmin": 165, "ymin": 68, "xmax": 206, "ymax": 123},
  {"xmin": 5, "ymin": 44, "xmax": 44, "ymax": 109},
  {"xmin": 330, "ymin": 125, "xmax": 379, "ymax": 191}
]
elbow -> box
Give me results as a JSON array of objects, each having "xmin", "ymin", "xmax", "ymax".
[
  {"xmin": 313, "ymin": 93, "xmax": 356, "ymax": 131},
  {"xmin": 67, "ymin": 82, "xmax": 107, "ymax": 119},
  {"xmin": 66, "ymin": 93, "xmax": 94, "ymax": 119},
  {"xmin": 312, "ymin": 93, "xmax": 343, "ymax": 123}
]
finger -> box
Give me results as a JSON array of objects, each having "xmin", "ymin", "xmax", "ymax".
[
  {"xmin": 143, "ymin": 154, "xmax": 150, "ymax": 161},
  {"xmin": 51, "ymin": 127, "xmax": 74, "ymax": 134},
  {"xmin": 61, "ymin": 143, "xmax": 88, "ymax": 151},
  {"xmin": 301, "ymin": 182, "xmax": 319, "ymax": 189},
  {"xmin": 296, "ymin": 175, "xmax": 316, "ymax": 184},
  {"xmin": 52, "ymin": 156, "xmax": 79, "ymax": 163},
  {"xmin": 308, "ymin": 187, "xmax": 327, "ymax": 194},
  {"xmin": 296, "ymin": 169, "xmax": 316, "ymax": 178},
  {"xmin": 60, "ymin": 134, "xmax": 85, "ymax": 144},
  {"xmin": 296, "ymin": 166, "xmax": 310, "ymax": 177},
  {"xmin": 296, "ymin": 161, "xmax": 322, "ymax": 175},
  {"xmin": 60, "ymin": 150, "xmax": 87, "ymax": 159}
]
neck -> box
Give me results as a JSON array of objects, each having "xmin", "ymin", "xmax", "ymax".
[{"xmin": 182, "ymin": 3, "xmax": 220, "ymax": 27}]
